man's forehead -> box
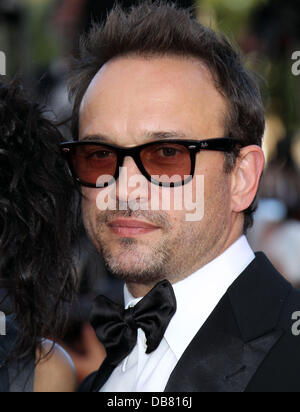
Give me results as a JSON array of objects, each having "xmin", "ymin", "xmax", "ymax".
[
  {"xmin": 80, "ymin": 54, "xmax": 220, "ymax": 108},
  {"xmin": 78, "ymin": 55, "xmax": 228, "ymax": 143}
]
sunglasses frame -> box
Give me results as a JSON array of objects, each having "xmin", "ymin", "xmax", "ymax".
[{"xmin": 60, "ymin": 138, "xmax": 242, "ymax": 188}]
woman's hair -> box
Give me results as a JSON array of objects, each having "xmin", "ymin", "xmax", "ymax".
[{"xmin": 0, "ymin": 81, "xmax": 79, "ymax": 361}]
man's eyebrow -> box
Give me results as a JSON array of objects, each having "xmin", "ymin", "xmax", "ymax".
[
  {"xmin": 80, "ymin": 131, "xmax": 188, "ymax": 143},
  {"xmin": 80, "ymin": 134, "xmax": 112, "ymax": 143},
  {"xmin": 144, "ymin": 131, "xmax": 188, "ymax": 140}
]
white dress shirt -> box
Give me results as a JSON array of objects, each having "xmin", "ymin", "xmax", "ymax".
[{"xmin": 100, "ymin": 236, "xmax": 255, "ymax": 392}]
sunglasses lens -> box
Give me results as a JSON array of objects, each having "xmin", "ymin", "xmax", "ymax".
[
  {"xmin": 71, "ymin": 145, "xmax": 117, "ymax": 186},
  {"xmin": 141, "ymin": 142, "xmax": 192, "ymax": 184},
  {"xmin": 67, "ymin": 142, "xmax": 193, "ymax": 187}
]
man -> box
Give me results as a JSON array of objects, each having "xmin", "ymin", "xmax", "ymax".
[{"xmin": 63, "ymin": 2, "xmax": 300, "ymax": 392}]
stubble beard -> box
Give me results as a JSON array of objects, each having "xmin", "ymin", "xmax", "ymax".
[
  {"xmin": 86, "ymin": 210, "xmax": 176, "ymax": 286},
  {"xmin": 99, "ymin": 235, "xmax": 173, "ymax": 285},
  {"xmin": 83, "ymin": 177, "xmax": 229, "ymax": 287},
  {"xmin": 86, "ymin": 212, "xmax": 227, "ymax": 288}
]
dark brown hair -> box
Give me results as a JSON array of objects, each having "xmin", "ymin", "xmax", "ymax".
[
  {"xmin": 69, "ymin": 0, "xmax": 265, "ymax": 231},
  {"xmin": 0, "ymin": 81, "xmax": 79, "ymax": 362}
]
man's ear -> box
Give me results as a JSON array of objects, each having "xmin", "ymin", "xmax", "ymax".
[{"xmin": 230, "ymin": 145, "xmax": 265, "ymax": 213}]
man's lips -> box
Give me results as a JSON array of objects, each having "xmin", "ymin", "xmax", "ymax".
[{"xmin": 108, "ymin": 219, "xmax": 160, "ymax": 237}]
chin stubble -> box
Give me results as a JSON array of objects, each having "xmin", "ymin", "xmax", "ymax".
[
  {"xmin": 90, "ymin": 210, "xmax": 174, "ymax": 285},
  {"xmin": 84, "ymin": 180, "xmax": 229, "ymax": 286}
]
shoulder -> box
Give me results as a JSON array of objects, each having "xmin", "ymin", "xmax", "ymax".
[
  {"xmin": 34, "ymin": 340, "xmax": 78, "ymax": 393},
  {"xmin": 247, "ymin": 286, "xmax": 300, "ymax": 392}
]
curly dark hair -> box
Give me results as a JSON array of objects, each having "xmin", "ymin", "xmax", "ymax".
[
  {"xmin": 0, "ymin": 81, "xmax": 80, "ymax": 361},
  {"xmin": 69, "ymin": 0, "xmax": 265, "ymax": 232}
]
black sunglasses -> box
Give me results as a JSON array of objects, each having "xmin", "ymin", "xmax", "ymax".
[{"xmin": 60, "ymin": 138, "xmax": 242, "ymax": 188}]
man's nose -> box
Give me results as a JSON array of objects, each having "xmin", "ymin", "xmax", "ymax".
[{"xmin": 115, "ymin": 156, "xmax": 150, "ymax": 207}]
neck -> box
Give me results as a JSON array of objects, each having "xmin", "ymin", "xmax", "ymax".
[
  {"xmin": 127, "ymin": 225, "xmax": 244, "ymax": 298},
  {"xmin": 127, "ymin": 282, "xmax": 158, "ymax": 299}
]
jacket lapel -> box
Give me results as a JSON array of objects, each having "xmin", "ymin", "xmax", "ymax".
[{"xmin": 165, "ymin": 253, "xmax": 291, "ymax": 392}]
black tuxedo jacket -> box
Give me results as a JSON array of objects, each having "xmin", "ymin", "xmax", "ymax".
[{"xmin": 79, "ymin": 253, "xmax": 300, "ymax": 392}]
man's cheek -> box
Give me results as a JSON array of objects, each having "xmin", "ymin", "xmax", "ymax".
[
  {"xmin": 161, "ymin": 175, "xmax": 205, "ymax": 223},
  {"xmin": 82, "ymin": 187, "xmax": 101, "ymax": 203},
  {"xmin": 184, "ymin": 175, "xmax": 205, "ymax": 222},
  {"xmin": 81, "ymin": 194, "xmax": 99, "ymax": 230}
]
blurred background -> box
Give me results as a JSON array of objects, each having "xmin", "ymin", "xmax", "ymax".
[{"xmin": 1, "ymin": 0, "xmax": 300, "ymax": 382}]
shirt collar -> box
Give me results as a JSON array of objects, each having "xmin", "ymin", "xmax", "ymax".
[{"xmin": 124, "ymin": 235, "xmax": 255, "ymax": 360}]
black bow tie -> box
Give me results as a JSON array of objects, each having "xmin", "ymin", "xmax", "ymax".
[{"xmin": 90, "ymin": 280, "xmax": 177, "ymax": 366}]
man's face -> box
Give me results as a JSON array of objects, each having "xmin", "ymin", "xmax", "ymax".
[{"xmin": 79, "ymin": 55, "xmax": 234, "ymax": 287}]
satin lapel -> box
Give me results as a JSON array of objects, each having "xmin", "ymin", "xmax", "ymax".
[
  {"xmin": 89, "ymin": 357, "xmax": 117, "ymax": 392},
  {"xmin": 166, "ymin": 254, "xmax": 291, "ymax": 393},
  {"xmin": 165, "ymin": 294, "xmax": 283, "ymax": 392}
]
